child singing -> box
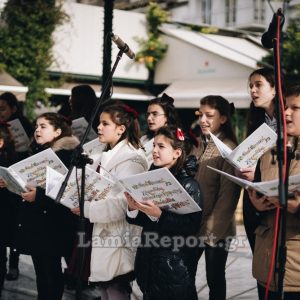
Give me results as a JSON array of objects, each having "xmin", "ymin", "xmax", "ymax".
[
  {"xmin": 15, "ymin": 113, "xmax": 79, "ymax": 300},
  {"xmin": 238, "ymin": 68, "xmax": 281, "ymax": 253},
  {"xmin": 0, "ymin": 92, "xmax": 34, "ymax": 281},
  {"xmin": 80, "ymin": 103, "xmax": 148, "ymax": 300},
  {"xmin": 141, "ymin": 93, "xmax": 180, "ymax": 166},
  {"xmin": 125, "ymin": 126, "xmax": 203, "ymax": 300},
  {"xmin": 0, "ymin": 123, "xmax": 20, "ymax": 296},
  {"xmin": 248, "ymin": 84, "xmax": 300, "ymax": 300},
  {"xmin": 193, "ymin": 95, "xmax": 241, "ymax": 300}
]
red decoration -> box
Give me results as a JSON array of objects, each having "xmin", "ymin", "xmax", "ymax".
[
  {"xmin": 124, "ymin": 104, "xmax": 139, "ymax": 118},
  {"xmin": 176, "ymin": 128, "xmax": 185, "ymax": 141}
]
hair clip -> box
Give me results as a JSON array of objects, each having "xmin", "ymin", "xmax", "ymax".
[
  {"xmin": 161, "ymin": 93, "xmax": 174, "ymax": 104},
  {"xmin": 176, "ymin": 128, "xmax": 185, "ymax": 141},
  {"xmin": 124, "ymin": 104, "xmax": 139, "ymax": 118},
  {"xmin": 0, "ymin": 121, "xmax": 11, "ymax": 128}
]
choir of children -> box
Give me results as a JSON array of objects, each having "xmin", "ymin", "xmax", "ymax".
[{"xmin": 0, "ymin": 79, "xmax": 299, "ymax": 300}]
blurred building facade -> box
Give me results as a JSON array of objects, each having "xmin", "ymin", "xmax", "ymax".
[{"xmin": 74, "ymin": 0, "xmax": 300, "ymax": 32}]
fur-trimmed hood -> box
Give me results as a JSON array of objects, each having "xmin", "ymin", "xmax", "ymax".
[{"xmin": 51, "ymin": 135, "xmax": 80, "ymax": 152}]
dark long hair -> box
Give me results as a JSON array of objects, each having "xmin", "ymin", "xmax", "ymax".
[
  {"xmin": 32, "ymin": 113, "xmax": 72, "ymax": 150},
  {"xmin": 0, "ymin": 92, "xmax": 34, "ymax": 137},
  {"xmin": 145, "ymin": 93, "xmax": 180, "ymax": 139},
  {"xmin": 246, "ymin": 68, "xmax": 282, "ymax": 135},
  {"xmin": 200, "ymin": 95, "xmax": 237, "ymax": 144},
  {"xmin": 70, "ymin": 85, "xmax": 97, "ymax": 121},
  {"xmin": 154, "ymin": 126, "xmax": 186, "ymax": 175},
  {"xmin": 0, "ymin": 92, "xmax": 22, "ymax": 119},
  {"xmin": 102, "ymin": 103, "xmax": 142, "ymax": 150}
]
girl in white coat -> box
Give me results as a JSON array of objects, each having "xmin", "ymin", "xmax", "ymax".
[{"xmin": 83, "ymin": 103, "xmax": 148, "ymax": 300}]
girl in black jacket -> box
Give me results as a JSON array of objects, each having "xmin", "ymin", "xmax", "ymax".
[
  {"xmin": 0, "ymin": 92, "xmax": 34, "ymax": 281},
  {"xmin": 125, "ymin": 126, "xmax": 203, "ymax": 300},
  {"xmin": 0, "ymin": 123, "xmax": 20, "ymax": 296},
  {"xmin": 16, "ymin": 113, "xmax": 79, "ymax": 300}
]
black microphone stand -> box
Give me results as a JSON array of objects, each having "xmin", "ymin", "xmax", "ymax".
[
  {"xmin": 271, "ymin": 8, "xmax": 287, "ymax": 300},
  {"xmin": 55, "ymin": 47, "xmax": 127, "ymax": 300}
]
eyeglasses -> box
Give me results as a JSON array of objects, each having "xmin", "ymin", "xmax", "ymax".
[{"xmin": 145, "ymin": 112, "xmax": 166, "ymax": 119}]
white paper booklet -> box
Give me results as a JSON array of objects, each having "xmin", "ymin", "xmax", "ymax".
[
  {"xmin": 0, "ymin": 148, "xmax": 68, "ymax": 195},
  {"xmin": 82, "ymin": 138, "xmax": 105, "ymax": 170},
  {"xmin": 71, "ymin": 117, "xmax": 98, "ymax": 142},
  {"xmin": 210, "ymin": 123, "xmax": 277, "ymax": 169},
  {"xmin": 46, "ymin": 166, "xmax": 115, "ymax": 209},
  {"xmin": 0, "ymin": 167, "xmax": 27, "ymax": 195},
  {"xmin": 7, "ymin": 118, "xmax": 30, "ymax": 152},
  {"xmin": 119, "ymin": 168, "xmax": 201, "ymax": 214},
  {"xmin": 207, "ymin": 166, "xmax": 300, "ymax": 197}
]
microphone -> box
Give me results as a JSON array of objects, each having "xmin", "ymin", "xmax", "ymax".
[
  {"xmin": 111, "ymin": 33, "xmax": 135, "ymax": 59},
  {"xmin": 261, "ymin": 8, "xmax": 285, "ymax": 49}
]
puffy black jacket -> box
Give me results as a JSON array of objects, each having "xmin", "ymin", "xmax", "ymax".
[
  {"xmin": 15, "ymin": 137, "xmax": 79, "ymax": 257},
  {"xmin": 0, "ymin": 152, "xmax": 21, "ymax": 247},
  {"xmin": 126, "ymin": 155, "xmax": 203, "ymax": 300}
]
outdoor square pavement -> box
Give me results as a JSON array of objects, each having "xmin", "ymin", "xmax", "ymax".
[{"xmin": 1, "ymin": 225, "xmax": 258, "ymax": 299}]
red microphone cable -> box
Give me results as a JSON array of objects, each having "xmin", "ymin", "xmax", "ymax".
[{"xmin": 264, "ymin": 13, "xmax": 287, "ymax": 300}]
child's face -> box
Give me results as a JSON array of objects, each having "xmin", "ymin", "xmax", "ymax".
[
  {"xmin": 146, "ymin": 104, "xmax": 167, "ymax": 133},
  {"xmin": 97, "ymin": 112, "xmax": 125, "ymax": 148},
  {"xmin": 285, "ymin": 94, "xmax": 300, "ymax": 136},
  {"xmin": 34, "ymin": 117, "xmax": 62, "ymax": 145},
  {"xmin": 198, "ymin": 104, "xmax": 226, "ymax": 136},
  {"xmin": 0, "ymin": 100, "xmax": 16, "ymax": 122},
  {"xmin": 152, "ymin": 134, "xmax": 181, "ymax": 169},
  {"xmin": 249, "ymin": 74, "xmax": 275, "ymax": 110}
]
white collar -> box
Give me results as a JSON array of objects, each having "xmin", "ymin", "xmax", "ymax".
[{"xmin": 101, "ymin": 139, "xmax": 127, "ymax": 167}]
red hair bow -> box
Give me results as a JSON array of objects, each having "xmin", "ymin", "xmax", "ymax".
[
  {"xmin": 176, "ymin": 128, "xmax": 185, "ymax": 141},
  {"xmin": 124, "ymin": 104, "xmax": 139, "ymax": 118}
]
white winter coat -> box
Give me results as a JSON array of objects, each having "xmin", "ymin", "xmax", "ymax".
[{"xmin": 84, "ymin": 140, "xmax": 148, "ymax": 282}]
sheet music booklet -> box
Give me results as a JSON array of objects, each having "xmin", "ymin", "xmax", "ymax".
[{"xmin": 209, "ymin": 123, "xmax": 277, "ymax": 169}]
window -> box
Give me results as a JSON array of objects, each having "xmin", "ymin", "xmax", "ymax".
[
  {"xmin": 253, "ymin": 0, "xmax": 266, "ymax": 23},
  {"xmin": 202, "ymin": 0, "xmax": 212, "ymax": 24},
  {"xmin": 226, "ymin": 0, "xmax": 236, "ymax": 26}
]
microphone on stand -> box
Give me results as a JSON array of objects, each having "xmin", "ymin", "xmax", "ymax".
[
  {"xmin": 261, "ymin": 8, "xmax": 285, "ymax": 49},
  {"xmin": 111, "ymin": 33, "xmax": 135, "ymax": 59}
]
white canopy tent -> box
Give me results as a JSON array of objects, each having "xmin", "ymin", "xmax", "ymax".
[
  {"xmin": 161, "ymin": 78, "xmax": 251, "ymax": 109},
  {"xmin": 45, "ymin": 82, "xmax": 153, "ymax": 101},
  {"xmin": 156, "ymin": 25, "xmax": 268, "ymax": 109},
  {"xmin": 156, "ymin": 25, "xmax": 269, "ymax": 84}
]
